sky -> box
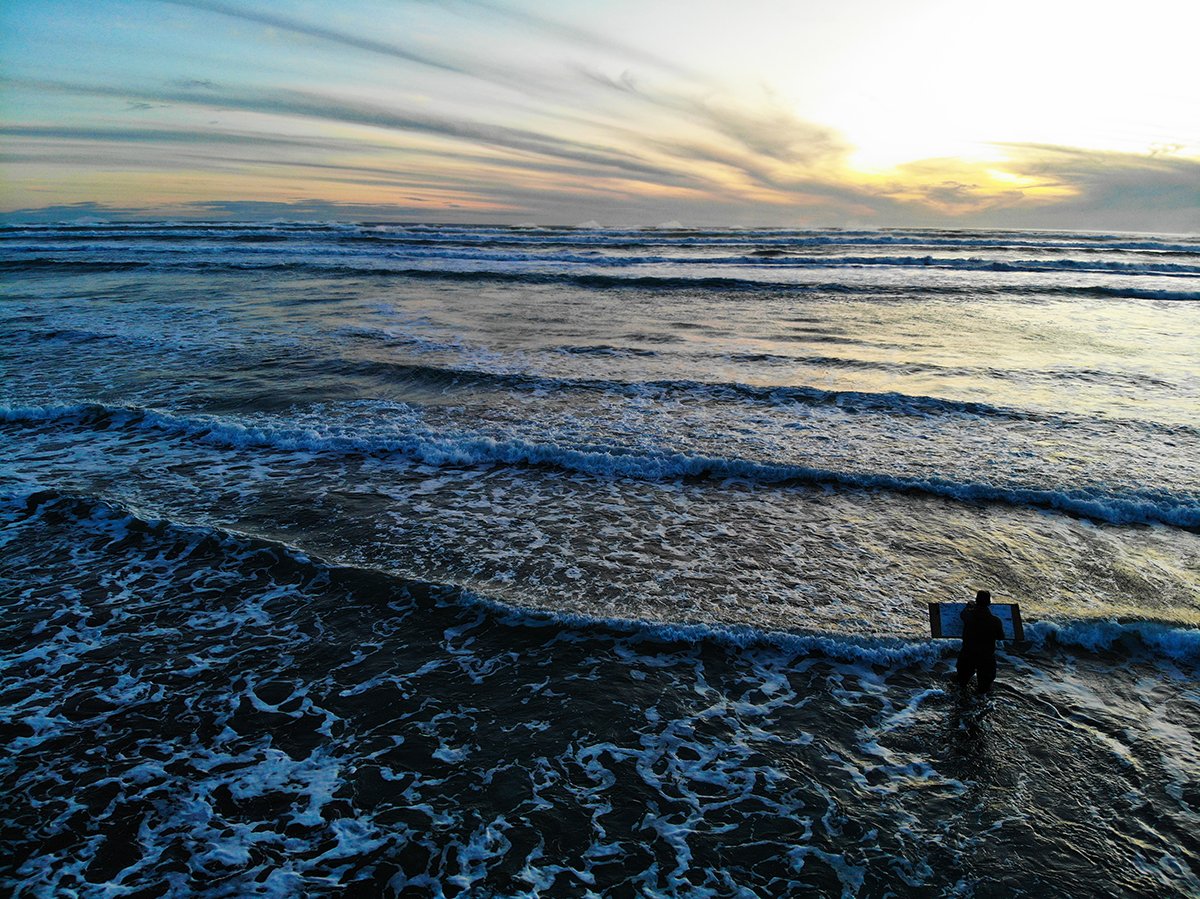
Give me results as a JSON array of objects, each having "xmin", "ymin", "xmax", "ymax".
[{"xmin": 1, "ymin": 0, "xmax": 1198, "ymax": 229}]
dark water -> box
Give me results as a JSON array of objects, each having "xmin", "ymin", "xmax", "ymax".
[{"xmin": 1, "ymin": 223, "xmax": 1198, "ymax": 896}]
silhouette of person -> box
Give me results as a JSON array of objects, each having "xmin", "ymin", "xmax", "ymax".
[{"xmin": 956, "ymin": 589, "xmax": 1005, "ymax": 693}]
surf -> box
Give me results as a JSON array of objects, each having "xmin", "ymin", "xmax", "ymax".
[{"xmin": 4, "ymin": 401, "xmax": 1197, "ymax": 529}]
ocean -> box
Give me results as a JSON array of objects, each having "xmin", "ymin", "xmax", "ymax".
[{"xmin": 1, "ymin": 222, "xmax": 1198, "ymax": 897}]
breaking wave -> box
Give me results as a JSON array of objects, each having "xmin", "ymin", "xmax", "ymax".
[{"xmin": 4, "ymin": 402, "xmax": 1197, "ymax": 529}]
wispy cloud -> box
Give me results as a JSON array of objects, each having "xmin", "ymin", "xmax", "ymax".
[
  {"xmin": 5, "ymin": 76, "xmax": 693, "ymax": 183},
  {"xmin": 450, "ymin": 0, "xmax": 700, "ymax": 80},
  {"xmin": 155, "ymin": 0, "xmax": 655, "ymax": 104},
  {"xmin": 1, "ymin": 123, "xmax": 351, "ymax": 150},
  {"xmin": 581, "ymin": 69, "xmax": 848, "ymax": 173},
  {"xmin": 158, "ymin": 0, "xmax": 472, "ymax": 76}
]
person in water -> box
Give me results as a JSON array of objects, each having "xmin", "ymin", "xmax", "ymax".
[{"xmin": 956, "ymin": 589, "xmax": 1005, "ymax": 693}]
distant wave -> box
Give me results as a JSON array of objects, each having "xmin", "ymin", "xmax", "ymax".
[
  {"xmin": 5, "ymin": 317, "xmax": 1186, "ymax": 439},
  {"xmin": 326, "ymin": 355, "xmax": 1045, "ymax": 417},
  {"xmin": 4, "ymin": 402, "xmax": 1197, "ymax": 529},
  {"xmin": 4, "ymin": 257, "xmax": 1198, "ymax": 301},
  {"xmin": 1083, "ymin": 286, "xmax": 1200, "ymax": 302},
  {"xmin": 321, "ymin": 353, "xmax": 1196, "ymax": 436},
  {"xmin": 0, "ymin": 258, "xmax": 152, "ymax": 272},
  {"xmin": 0, "ymin": 255, "xmax": 871, "ymax": 290},
  {"xmin": 4, "ymin": 223, "xmax": 1198, "ymax": 256},
  {"xmin": 5, "ymin": 310, "xmax": 1181, "ymax": 398},
  {"xmin": 716, "ymin": 349, "xmax": 1180, "ymax": 390},
  {"xmin": 553, "ymin": 343, "xmax": 660, "ymax": 358},
  {"xmin": 718, "ymin": 254, "xmax": 1200, "ymax": 277},
  {"xmin": 5, "ymin": 243, "xmax": 1200, "ymax": 277},
  {"xmin": 5, "ymin": 319, "xmax": 1182, "ymax": 430}
]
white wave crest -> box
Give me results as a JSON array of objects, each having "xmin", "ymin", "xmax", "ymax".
[{"xmin": 1026, "ymin": 619, "xmax": 1200, "ymax": 663}]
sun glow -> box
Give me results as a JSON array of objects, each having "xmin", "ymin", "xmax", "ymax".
[{"xmin": 791, "ymin": 0, "xmax": 1200, "ymax": 169}]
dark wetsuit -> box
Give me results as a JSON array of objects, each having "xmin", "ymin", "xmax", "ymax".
[{"xmin": 956, "ymin": 604, "xmax": 1004, "ymax": 691}]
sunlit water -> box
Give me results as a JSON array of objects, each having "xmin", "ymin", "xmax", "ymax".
[{"xmin": 2, "ymin": 223, "xmax": 1198, "ymax": 896}]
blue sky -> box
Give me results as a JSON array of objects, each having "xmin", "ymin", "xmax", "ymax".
[{"xmin": 2, "ymin": 0, "xmax": 1198, "ymax": 228}]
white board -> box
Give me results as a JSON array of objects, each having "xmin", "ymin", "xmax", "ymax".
[{"xmin": 929, "ymin": 602, "xmax": 1024, "ymax": 641}]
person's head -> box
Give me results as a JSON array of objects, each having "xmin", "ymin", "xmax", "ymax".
[{"xmin": 975, "ymin": 589, "xmax": 991, "ymax": 606}]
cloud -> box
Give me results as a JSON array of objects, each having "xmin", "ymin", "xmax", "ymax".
[
  {"xmin": 697, "ymin": 101, "xmax": 848, "ymax": 166},
  {"xmin": 156, "ymin": 0, "xmax": 671, "ymax": 104},
  {"xmin": 189, "ymin": 198, "xmax": 468, "ymax": 219},
  {"xmin": 0, "ymin": 198, "xmax": 431, "ymax": 223},
  {"xmin": 450, "ymin": 0, "xmax": 699, "ymax": 80},
  {"xmin": 158, "ymin": 0, "xmax": 471, "ymax": 76},
  {"xmin": 950, "ymin": 144, "xmax": 1200, "ymax": 231},
  {"xmin": 4, "ymin": 76, "xmax": 695, "ymax": 185},
  {"xmin": 0, "ymin": 122, "xmax": 652, "ymax": 185},
  {"xmin": 0, "ymin": 201, "xmax": 140, "ymax": 222},
  {"xmin": 1001, "ymin": 143, "xmax": 1200, "ymax": 210},
  {"xmin": 0, "ymin": 123, "xmax": 351, "ymax": 150},
  {"xmin": 581, "ymin": 68, "xmax": 848, "ymax": 169}
]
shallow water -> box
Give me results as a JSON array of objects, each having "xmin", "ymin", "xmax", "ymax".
[{"xmin": 2, "ymin": 223, "xmax": 1198, "ymax": 896}]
